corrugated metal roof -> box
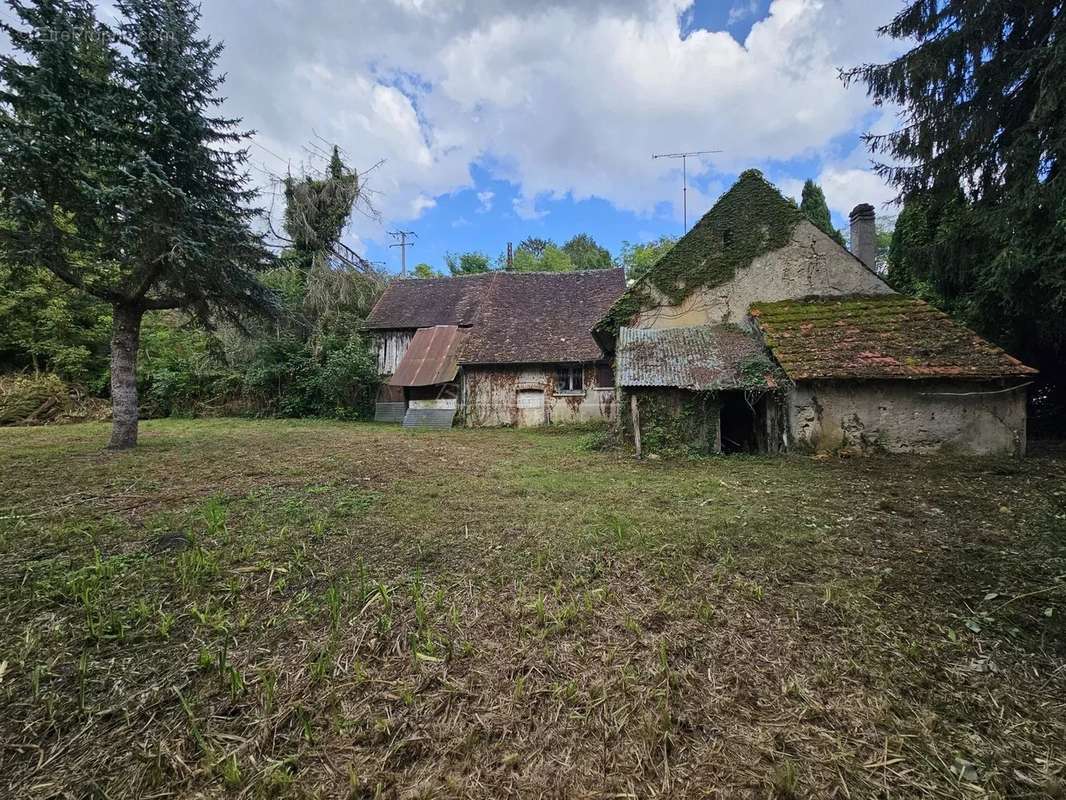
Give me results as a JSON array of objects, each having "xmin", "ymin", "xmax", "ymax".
[
  {"xmin": 617, "ymin": 325, "xmax": 775, "ymax": 391},
  {"xmin": 750, "ymin": 295, "xmax": 1038, "ymax": 380},
  {"xmin": 388, "ymin": 325, "xmax": 466, "ymax": 387}
]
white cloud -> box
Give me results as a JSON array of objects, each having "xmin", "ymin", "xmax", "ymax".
[
  {"xmin": 728, "ymin": 0, "xmax": 760, "ymax": 26},
  {"xmin": 512, "ymin": 194, "xmax": 549, "ymax": 221},
  {"xmin": 775, "ymin": 161, "xmax": 897, "ymax": 229},
  {"xmin": 818, "ymin": 166, "xmax": 898, "ymax": 220},
  {"xmin": 33, "ymin": 0, "xmax": 902, "ymax": 244},
  {"xmin": 410, "ymin": 194, "xmax": 437, "ymax": 216},
  {"xmin": 476, "ymin": 191, "xmax": 495, "ymax": 212}
]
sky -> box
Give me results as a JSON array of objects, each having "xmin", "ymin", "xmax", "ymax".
[{"xmin": 2, "ymin": 0, "xmax": 907, "ymax": 275}]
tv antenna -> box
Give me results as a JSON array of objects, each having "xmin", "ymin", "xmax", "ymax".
[
  {"xmin": 388, "ymin": 229, "xmax": 417, "ymax": 276},
  {"xmin": 652, "ymin": 149, "xmax": 721, "ymax": 231}
]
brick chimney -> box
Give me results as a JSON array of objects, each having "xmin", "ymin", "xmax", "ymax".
[{"xmin": 849, "ymin": 203, "xmax": 876, "ymax": 270}]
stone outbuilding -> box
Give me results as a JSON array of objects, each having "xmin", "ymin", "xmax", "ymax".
[{"xmin": 594, "ymin": 169, "xmax": 1036, "ymax": 456}]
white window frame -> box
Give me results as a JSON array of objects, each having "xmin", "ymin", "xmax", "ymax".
[{"xmin": 554, "ymin": 364, "xmax": 584, "ymax": 395}]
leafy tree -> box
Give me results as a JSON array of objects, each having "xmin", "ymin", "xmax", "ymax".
[
  {"xmin": 619, "ymin": 236, "xmax": 677, "ymax": 280},
  {"xmin": 799, "ymin": 180, "xmax": 846, "ymax": 246},
  {"xmin": 509, "ymin": 248, "xmax": 539, "ymax": 272},
  {"xmin": 538, "ymin": 245, "xmax": 573, "ymax": 272},
  {"xmin": 561, "ymin": 234, "xmax": 612, "ymax": 270},
  {"xmin": 0, "ymin": 0, "xmax": 275, "ymax": 448},
  {"xmin": 843, "ymin": 0, "xmax": 1066, "ymax": 420},
  {"xmin": 411, "ymin": 263, "xmax": 440, "ymax": 278},
  {"xmin": 874, "ymin": 219, "xmax": 894, "ymax": 276},
  {"xmin": 516, "ymin": 237, "xmax": 552, "ymax": 258},
  {"xmin": 510, "ymin": 243, "xmax": 574, "ymax": 272},
  {"xmin": 446, "ymin": 251, "xmax": 492, "ymax": 275},
  {"xmin": 0, "ymin": 258, "xmax": 111, "ymax": 385}
]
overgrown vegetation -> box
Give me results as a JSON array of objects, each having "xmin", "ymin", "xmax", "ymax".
[
  {"xmin": 0, "ymin": 420, "xmax": 1063, "ymax": 797},
  {"xmin": 621, "ymin": 390, "xmax": 721, "ymax": 455},
  {"xmin": 845, "ymin": 0, "xmax": 1066, "ymax": 434},
  {"xmin": 594, "ymin": 170, "xmax": 803, "ymax": 344}
]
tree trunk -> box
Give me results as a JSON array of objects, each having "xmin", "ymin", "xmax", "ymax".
[{"xmin": 108, "ymin": 304, "xmax": 143, "ymax": 450}]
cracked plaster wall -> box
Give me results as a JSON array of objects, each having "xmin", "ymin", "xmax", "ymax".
[{"xmin": 789, "ymin": 379, "xmax": 1027, "ymax": 456}]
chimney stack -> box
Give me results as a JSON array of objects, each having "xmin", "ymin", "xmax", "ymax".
[{"xmin": 849, "ymin": 203, "xmax": 876, "ymax": 270}]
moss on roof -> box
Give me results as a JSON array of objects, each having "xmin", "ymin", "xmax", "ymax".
[
  {"xmin": 594, "ymin": 170, "xmax": 803, "ymax": 346},
  {"xmin": 750, "ymin": 295, "xmax": 1038, "ymax": 380}
]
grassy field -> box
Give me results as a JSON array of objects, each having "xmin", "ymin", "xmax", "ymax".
[{"xmin": 0, "ymin": 419, "xmax": 1064, "ymax": 799}]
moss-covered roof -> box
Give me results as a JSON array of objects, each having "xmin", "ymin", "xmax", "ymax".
[
  {"xmin": 593, "ymin": 170, "xmax": 803, "ymax": 348},
  {"xmin": 750, "ymin": 295, "xmax": 1038, "ymax": 381}
]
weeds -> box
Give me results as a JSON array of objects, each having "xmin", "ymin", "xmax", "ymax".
[{"xmin": 0, "ymin": 420, "xmax": 1063, "ymax": 799}]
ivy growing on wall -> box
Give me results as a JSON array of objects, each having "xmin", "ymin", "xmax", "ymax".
[
  {"xmin": 594, "ymin": 170, "xmax": 803, "ymax": 344},
  {"xmin": 621, "ymin": 389, "xmax": 722, "ymax": 456}
]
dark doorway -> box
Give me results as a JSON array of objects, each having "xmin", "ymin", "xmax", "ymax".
[{"xmin": 720, "ymin": 392, "xmax": 757, "ymax": 453}]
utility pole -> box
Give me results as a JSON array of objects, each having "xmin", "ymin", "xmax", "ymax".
[
  {"xmin": 652, "ymin": 149, "xmax": 722, "ymax": 231},
  {"xmin": 388, "ymin": 229, "xmax": 416, "ymax": 276}
]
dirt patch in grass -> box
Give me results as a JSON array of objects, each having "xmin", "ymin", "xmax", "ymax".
[{"xmin": 0, "ymin": 420, "xmax": 1064, "ymax": 798}]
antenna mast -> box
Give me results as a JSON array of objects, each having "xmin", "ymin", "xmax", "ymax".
[
  {"xmin": 651, "ymin": 149, "xmax": 722, "ymax": 231},
  {"xmin": 388, "ymin": 229, "xmax": 417, "ymax": 276}
]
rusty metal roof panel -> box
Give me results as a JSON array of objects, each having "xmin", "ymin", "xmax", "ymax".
[
  {"xmin": 388, "ymin": 325, "xmax": 466, "ymax": 387},
  {"xmin": 617, "ymin": 325, "xmax": 774, "ymax": 391}
]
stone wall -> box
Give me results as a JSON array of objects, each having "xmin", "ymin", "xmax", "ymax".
[
  {"xmin": 461, "ymin": 364, "xmax": 616, "ymax": 427},
  {"xmin": 632, "ymin": 220, "xmax": 893, "ymax": 330},
  {"xmin": 788, "ymin": 379, "xmax": 1028, "ymax": 456}
]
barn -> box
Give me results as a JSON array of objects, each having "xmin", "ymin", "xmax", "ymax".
[{"xmin": 365, "ymin": 269, "xmax": 625, "ymax": 428}]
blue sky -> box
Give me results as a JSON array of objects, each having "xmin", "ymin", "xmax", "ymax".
[{"xmin": 146, "ymin": 1, "xmax": 908, "ymax": 274}]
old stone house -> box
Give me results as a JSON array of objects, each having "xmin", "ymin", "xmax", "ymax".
[
  {"xmin": 365, "ymin": 269, "xmax": 625, "ymax": 428},
  {"xmin": 593, "ymin": 170, "xmax": 1036, "ymax": 456}
]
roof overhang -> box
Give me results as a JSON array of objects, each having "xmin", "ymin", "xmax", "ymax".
[
  {"xmin": 617, "ymin": 325, "xmax": 778, "ymax": 391},
  {"xmin": 388, "ymin": 325, "xmax": 466, "ymax": 387}
]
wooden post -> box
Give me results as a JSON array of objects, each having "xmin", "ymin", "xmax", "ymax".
[{"xmin": 630, "ymin": 393, "xmax": 642, "ymax": 460}]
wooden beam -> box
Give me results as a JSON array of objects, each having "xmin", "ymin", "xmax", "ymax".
[{"xmin": 630, "ymin": 393, "xmax": 642, "ymax": 460}]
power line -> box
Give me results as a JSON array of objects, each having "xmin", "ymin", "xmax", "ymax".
[
  {"xmin": 388, "ymin": 230, "xmax": 417, "ymax": 276},
  {"xmin": 652, "ymin": 149, "xmax": 722, "ymax": 231}
]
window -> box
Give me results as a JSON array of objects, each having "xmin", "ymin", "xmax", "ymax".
[
  {"xmin": 554, "ymin": 365, "xmax": 584, "ymax": 393},
  {"xmin": 594, "ymin": 363, "xmax": 615, "ymax": 389}
]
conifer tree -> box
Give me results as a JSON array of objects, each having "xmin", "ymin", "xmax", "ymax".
[
  {"xmin": 799, "ymin": 179, "xmax": 846, "ymax": 247},
  {"xmin": 0, "ymin": 0, "xmax": 275, "ymax": 448},
  {"xmin": 844, "ymin": 1, "xmax": 1065, "ymax": 411}
]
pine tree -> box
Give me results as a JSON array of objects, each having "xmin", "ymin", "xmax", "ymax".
[
  {"xmin": 0, "ymin": 0, "xmax": 275, "ymax": 448},
  {"xmin": 799, "ymin": 180, "xmax": 846, "ymax": 247},
  {"xmin": 843, "ymin": 1, "xmax": 1066, "ymax": 413}
]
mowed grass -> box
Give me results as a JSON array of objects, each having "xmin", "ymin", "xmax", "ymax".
[{"xmin": 0, "ymin": 419, "xmax": 1064, "ymax": 799}]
